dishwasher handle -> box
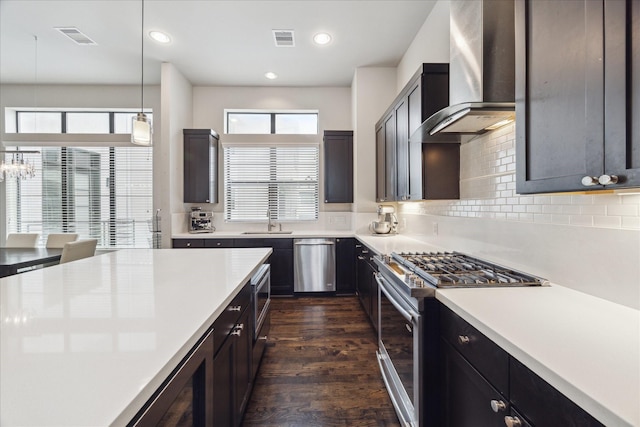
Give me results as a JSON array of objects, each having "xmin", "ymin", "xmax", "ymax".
[{"xmin": 294, "ymin": 241, "xmax": 335, "ymax": 246}]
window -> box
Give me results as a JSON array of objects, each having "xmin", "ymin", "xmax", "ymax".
[
  {"xmin": 226, "ymin": 111, "xmax": 318, "ymax": 135},
  {"xmin": 4, "ymin": 147, "xmax": 153, "ymax": 248},
  {"xmin": 224, "ymin": 145, "xmax": 319, "ymax": 222},
  {"xmin": 5, "ymin": 108, "xmax": 154, "ymax": 249}
]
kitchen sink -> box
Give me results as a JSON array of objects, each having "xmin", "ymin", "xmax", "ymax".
[{"xmin": 241, "ymin": 231, "xmax": 293, "ymax": 235}]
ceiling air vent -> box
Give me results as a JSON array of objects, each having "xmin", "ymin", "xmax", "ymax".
[
  {"xmin": 55, "ymin": 27, "xmax": 97, "ymax": 45},
  {"xmin": 272, "ymin": 30, "xmax": 295, "ymax": 47}
]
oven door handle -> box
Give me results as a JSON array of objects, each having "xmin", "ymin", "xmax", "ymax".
[{"xmin": 375, "ymin": 273, "xmax": 418, "ymax": 324}]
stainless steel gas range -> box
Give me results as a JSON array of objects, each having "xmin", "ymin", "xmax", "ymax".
[{"xmin": 374, "ymin": 251, "xmax": 548, "ymax": 427}]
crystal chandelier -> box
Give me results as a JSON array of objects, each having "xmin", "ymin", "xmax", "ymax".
[{"xmin": 0, "ymin": 151, "xmax": 38, "ymax": 182}]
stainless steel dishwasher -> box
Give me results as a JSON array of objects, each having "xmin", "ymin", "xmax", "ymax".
[{"xmin": 293, "ymin": 238, "xmax": 336, "ymax": 292}]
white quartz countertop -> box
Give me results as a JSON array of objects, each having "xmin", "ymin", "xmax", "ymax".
[
  {"xmin": 355, "ymin": 233, "xmax": 640, "ymax": 426},
  {"xmin": 437, "ymin": 287, "xmax": 640, "ymax": 427},
  {"xmin": 172, "ymin": 231, "xmax": 354, "ymax": 239},
  {"xmin": 0, "ymin": 248, "xmax": 272, "ymax": 427}
]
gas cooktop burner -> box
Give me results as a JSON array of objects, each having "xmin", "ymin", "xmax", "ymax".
[{"xmin": 387, "ymin": 251, "xmax": 548, "ymax": 289}]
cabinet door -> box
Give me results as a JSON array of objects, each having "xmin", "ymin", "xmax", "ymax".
[
  {"xmin": 270, "ymin": 248, "xmax": 294, "ymax": 296},
  {"xmin": 356, "ymin": 245, "xmax": 371, "ymax": 317},
  {"xmin": 396, "ymin": 99, "xmax": 410, "ymax": 200},
  {"xmin": 376, "ymin": 125, "xmax": 387, "ymax": 202},
  {"xmin": 439, "ymin": 340, "xmax": 508, "ymax": 427},
  {"xmin": 132, "ymin": 331, "xmax": 214, "ymax": 427},
  {"xmin": 384, "ymin": 114, "xmax": 397, "ymax": 202},
  {"xmin": 324, "ymin": 131, "xmax": 354, "ymax": 203},
  {"xmin": 408, "ymin": 81, "xmax": 424, "ymax": 201},
  {"xmin": 515, "ymin": 0, "xmax": 605, "ymax": 194},
  {"xmin": 234, "ymin": 307, "xmax": 253, "ymax": 424},
  {"xmin": 604, "ymin": 0, "xmax": 640, "ymax": 187},
  {"xmin": 368, "ymin": 262, "xmax": 378, "ymax": 333},
  {"xmin": 184, "ymin": 130, "xmax": 218, "ymax": 203},
  {"xmin": 335, "ymin": 238, "xmax": 356, "ymax": 294},
  {"xmin": 213, "ymin": 332, "xmax": 234, "ymax": 427}
]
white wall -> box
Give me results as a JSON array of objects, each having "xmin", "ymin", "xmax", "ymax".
[
  {"xmin": 191, "ymin": 85, "xmax": 351, "ymax": 217},
  {"xmin": 396, "ymin": 0, "xmax": 450, "ymax": 92},
  {"xmin": 351, "ymin": 67, "xmax": 397, "ymax": 213},
  {"xmin": 160, "ymin": 63, "xmax": 193, "ymax": 248}
]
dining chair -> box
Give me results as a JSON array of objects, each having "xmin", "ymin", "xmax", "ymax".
[
  {"xmin": 46, "ymin": 233, "xmax": 79, "ymax": 248},
  {"xmin": 5, "ymin": 233, "xmax": 39, "ymax": 248},
  {"xmin": 59, "ymin": 239, "xmax": 98, "ymax": 264}
]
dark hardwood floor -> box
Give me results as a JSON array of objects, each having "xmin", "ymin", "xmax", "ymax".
[{"xmin": 242, "ymin": 296, "xmax": 400, "ymax": 427}]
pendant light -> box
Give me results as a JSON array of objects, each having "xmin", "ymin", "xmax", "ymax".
[{"xmin": 131, "ymin": 0, "xmax": 152, "ymax": 146}]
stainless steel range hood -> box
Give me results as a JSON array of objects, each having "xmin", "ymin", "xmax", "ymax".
[{"xmin": 411, "ymin": 0, "xmax": 515, "ymax": 142}]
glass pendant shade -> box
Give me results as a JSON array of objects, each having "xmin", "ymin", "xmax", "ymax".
[{"xmin": 131, "ymin": 112, "xmax": 152, "ymax": 146}]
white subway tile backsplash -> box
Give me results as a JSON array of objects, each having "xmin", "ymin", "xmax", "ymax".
[
  {"xmin": 398, "ymin": 125, "xmax": 640, "ymax": 231},
  {"xmin": 607, "ymin": 204, "xmax": 639, "ymax": 216}
]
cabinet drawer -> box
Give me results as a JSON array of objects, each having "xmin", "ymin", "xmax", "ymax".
[
  {"xmin": 204, "ymin": 239, "xmax": 233, "ymax": 248},
  {"xmin": 213, "ymin": 283, "xmax": 252, "ymax": 356},
  {"xmin": 172, "ymin": 239, "xmax": 205, "ymax": 248},
  {"xmin": 440, "ymin": 306, "xmax": 509, "ymax": 395},
  {"xmin": 510, "ymin": 357, "xmax": 603, "ymax": 427}
]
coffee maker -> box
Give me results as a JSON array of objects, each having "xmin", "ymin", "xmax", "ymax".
[
  {"xmin": 370, "ymin": 205, "xmax": 398, "ymax": 234},
  {"xmin": 189, "ymin": 207, "xmax": 214, "ymax": 233}
]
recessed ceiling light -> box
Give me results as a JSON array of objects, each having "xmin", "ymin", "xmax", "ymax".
[
  {"xmin": 313, "ymin": 32, "xmax": 332, "ymax": 45},
  {"xmin": 149, "ymin": 31, "xmax": 171, "ymax": 44},
  {"xmin": 265, "ymin": 72, "xmax": 278, "ymax": 80}
]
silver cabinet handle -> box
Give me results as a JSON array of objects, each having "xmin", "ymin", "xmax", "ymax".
[
  {"xmin": 598, "ymin": 174, "xmax": 618, "ymax": 185},
  {"xmin": 186, "ymin": 242, "xmax": 192, "ymax": 247},
  {"xmin": 357, "ymin": 256, "xmax": 366, "ymax": 260},
  {"xmin": 491, "ymin": 400, "xmax": 507, "ymax": 413},
  {"xmin": 231, "ymin": 329, "xmax": 242, "ymax": 337},
  {"xmin": 504, "ymin": 416, "xmax": 522, "ymax": 427},
  {"xmin": 259, "ymin": 335, "xmax": 268, "ymax": 341},
  {"xmin": 581, "ymin": 176, "xmax": 599, "ymax": 186},
  {"xmin": 229, "ymin": 305, "xmax": 242, "ymax": 312},
  {"xmin": 457, "ymin": 335, "xmax": 470, "ymax": 345},
  {"xmin": 405, "ymin": 323, "xmax": 412, "ymax": 333},
  {"xmin": 235, "ymin": 323, "xmax": 244, "ymax": 330}
]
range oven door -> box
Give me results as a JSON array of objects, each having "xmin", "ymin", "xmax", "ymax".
[
  {"xmin": 251, "ymin": 264, "xmax": 271, "ymax": 341},
  {"xmin": 376, "ymin": 272, "xmax": 422, "ymax": 427}
]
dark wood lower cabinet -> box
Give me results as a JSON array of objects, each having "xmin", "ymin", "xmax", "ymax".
[
  {"xmin": 129, "ymin": 330, "xmax": 214, "ymax": 427},
  {"xmin": 439, "ymin": 305, "xmax": 604, "ymax": 427},
  {"xmin": 356, "ymin": 243, "xmax": 377, "ymax": 331},
  {"xmin": 336, "ymin": 238, "xmax": 356, "ymax": 294},
  {"xmin": 440, "ymin": 340, "xmax": 507, "ymax": 427}
]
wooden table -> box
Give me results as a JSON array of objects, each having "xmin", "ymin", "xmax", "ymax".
[{"xmin": 0, "ymin": 248, "xmax": 63, "ymax": 278}]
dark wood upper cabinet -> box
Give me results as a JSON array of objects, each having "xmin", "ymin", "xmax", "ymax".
[
  {"xmin": 515, "ymin": 0, "xmax": 640, "ymax": 193},
  {"xmin": 376, "ymin": 63, "xmax": 457, "ymax": 201},
  {"xmin": 323, "ymin": 130, "xmax": 353, "ymax": 203},
  {"xmin": 183, "ymin": 129, "xmax": 219, "ymax": 203}
]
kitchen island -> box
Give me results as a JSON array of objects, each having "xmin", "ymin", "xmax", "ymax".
[{"xmin": 0, "ymin": 247, "xmax": 271, "ymax": 426}]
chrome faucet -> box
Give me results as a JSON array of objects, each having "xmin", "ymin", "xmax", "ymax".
[{"xmin": 267, "ymin": 209, "xmax": 276, "ymax": 231}]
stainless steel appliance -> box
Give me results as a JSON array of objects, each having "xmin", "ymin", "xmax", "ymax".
[
  {"xmin": 251, "ymin": 263, "xmax": 270, "ymax": 379},
  {"xmin": 293, "ymin": 239, "xmax": 336, "ymax": 293},
  {"xmin": 374, "ymin": 251, "xmax": 548, "ymax": 426},
  {"xmin": 251, "ymin": 264, "xmax": 270, "ymax": 341},
  {"xmin": 370, "ymin": 205, "xmax": 398, "ymax": 234},
  {"xmin": 189, "ymin": 207, "xmax": 214, "ymax": 233}
]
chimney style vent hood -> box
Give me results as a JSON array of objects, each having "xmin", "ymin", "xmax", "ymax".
[{"xmin": 412, "ymin": 0, "xmax": 515, "ymax": 142}]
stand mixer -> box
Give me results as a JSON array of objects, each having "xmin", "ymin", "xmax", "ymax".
[{"xmin": 370, "ymin": 205, "xmax": 398, "ymax": 234}]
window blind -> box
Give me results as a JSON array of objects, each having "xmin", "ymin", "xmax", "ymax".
[
  {"xmin": 224, "ymin": 145, "xmax": 319, "ymax": 222},
  {"xmin": 4, "ymin": 146, "xmax": 153, "ymax": 248}
]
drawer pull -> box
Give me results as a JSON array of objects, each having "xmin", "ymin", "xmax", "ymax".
[
  {"xmin": 490, "ymin": 400, "xmax": 506, "ymax": 413},
  {"xmin": 259, "ymin": 335, "xmax": 268, "ymax": 341},
  {"xmin": 235, "ymin": 323, "xmax": 244, "ymax": 330},
  {"xmin": 504, "ymin": 416, "xmax": 522, "ymax": 427},
  {"xmin": 231, "ymin": 329, "xmax": 242, "ymax": 337},
  {"xmin": 229, "ymin": 305, "xmax": 242, "ymax": 312},
  {"xmin": 457, "ymin": 335, "xmax": 470, "ymax": 345},
  {"xmin": 405, "ymin": 323, "xmax": 412, "ymax": 333},
  {"xmin": 186, "ymin": 242, "xmax": 191, "ymax": 247}
]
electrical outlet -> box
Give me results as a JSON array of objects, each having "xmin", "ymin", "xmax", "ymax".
[{"xmin": 433, "ymin": 222, "xmax": 439, "ymax": 236}]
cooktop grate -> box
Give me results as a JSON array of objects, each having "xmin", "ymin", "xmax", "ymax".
[{"xmin": 390, "ymin": 251, "xmax": 548, "ymax": 288}]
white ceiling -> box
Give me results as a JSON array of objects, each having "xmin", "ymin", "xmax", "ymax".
[{"xmin": 0, "ymin": 0, "xmax": 439, "ymax": 87}]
